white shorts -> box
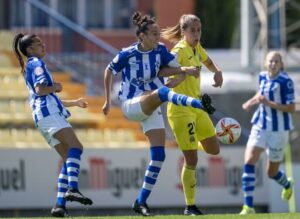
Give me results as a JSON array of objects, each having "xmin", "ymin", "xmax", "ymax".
[
  {"xmin": 36, "ymin": 113, "xmax": 72, "ymax": 148},
  {"xmin": 247, "ymin": 125, "xmax": 289, "ymax": 162},
  {"xmin": 121, "ymin": 96, "xmax": 165, "ymax": 133}
]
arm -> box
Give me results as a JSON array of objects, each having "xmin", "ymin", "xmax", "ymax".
[
  {"xmin": 158, "ymin": 66, "xmax": 199, "ymax": 78},
  {"xmin": 165, "ymin": 72, "xmax": 186, "ymax": 88},
  {"xmin": 35, "ymin": 82, "xmax": 62, "ymax": 96},
  {"xmin": 258, "ymin": 96, "xmax": 295, "ymax": 113},
  {"xmin": 242, "ymin": 92, "xmax": 260, "ymax": 111},
  {"xmin": 102, "ymin": 67, "xmax": 113, "ymax": 115},
  {"xmin": 202, "ymin": 57, "xmax": 223, "ymax": 87},
  {"xmin": 61, "ymin": 98, "xmax": 88, "ymax": 108}
]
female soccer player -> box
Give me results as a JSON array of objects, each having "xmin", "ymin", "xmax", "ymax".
[
  {"xmin": 13, "ymin": 33, "xmax": 93, "ymax": 217},
  {"xmin": 161, "ymin": 14, "xmax": 223, "ymax": 215},
  {"xmin": 239, "ymin": 51, "xmax": 295, "ymax": 214},
  {"xmin": 102, "ymin": 11, "xmax": 215, "ymax": 216}
]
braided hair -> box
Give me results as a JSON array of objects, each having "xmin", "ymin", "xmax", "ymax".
[
  {"xmin": 12, "ymin": 33, "xmax": 37, "ymax": 76},
  {"xmin": 132, "ymin": 11, "xmax": 156, "ymax": 38}
]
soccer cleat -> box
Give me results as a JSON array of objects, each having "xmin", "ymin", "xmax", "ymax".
[
  {"xmin": 201, "ymin": 93, "xmax": 216, "ymax": 115},
  {"xmin": 239, "ymin": 205, "xmax": 255, "ymax": 214},
  {"xmin": 184, "ymin": 205, "xmax": 203, "ymax": 216},
  {"xmin": 132, "ymin": 199, "xmax": 151, "ymax": 216},
  {"xmin": 51, "ymin": 205, "xmax": 69, "ymax": 217},
  {"xmin": 65, "ymin": 189, "xmax": 93, "ymax": 205},
  {"xmin": 282, "ymin": 178, "xmax": 294, "ymax": 201}
]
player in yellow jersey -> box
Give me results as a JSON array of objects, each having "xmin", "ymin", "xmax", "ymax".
[{"xmin": 161, "ymin": 14, "xmax": 223, "ymax": 215}]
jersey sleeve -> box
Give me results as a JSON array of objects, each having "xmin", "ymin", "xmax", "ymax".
[
  {"xmin": 197, "ymin": 44, "xmax": 208, "ymax": 63},
  {"xmin": 160, "ymin": 44, "xmax": 180, "ymax": 67},
  {"xmin": 171, "ymin": 46, "xmax": 184, "ymax": 65},
  {"xmin": 282, "ymin": 79, "xmax": 295, "ymax": 104},
  {"xmin": 30, "ymin": 60, "xmax": 48, "ymax": 87},
  {"xmin": 108, "ymin": 51, "xmax": 128, "ymax": 75}
]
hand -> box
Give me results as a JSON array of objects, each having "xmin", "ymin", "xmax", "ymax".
[
  {"xmin": 183, "ymin": 66, "xmax": 200, "ymax": 78},
  {"xmin": 165, "ymin": 73, "xmax": 185, "ymax": 88},
  {"xmin": 212, "ymin": 71, "xmax": 223, "ymax": 87},
  {"xmin": 258, "ymin": 95, "xmax": 267, "ymax": 104},
  {"xmin": 201, "ymin": 93, "xmax": 216, "ymax": 115},
  {"xmin": 54, "ymin": 82, "xmax": 62, "ymax": 93},
  {"xmin": 242, "ymin": 102, "xmax": 251, "ymax": 111},
  {"xmin": 76, "ymin": 98, "xmax": 88, "ymax": 108},
  {"xmin": 102, "ymin": 100, "xmax": 110, "ymax": 115}
]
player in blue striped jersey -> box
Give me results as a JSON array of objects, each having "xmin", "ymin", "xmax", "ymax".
[
  {"xmin": 102, "ymin": 12, "xmax": 215, "ymax": 216},
  {"xmin": 13, "ymin": 33, "xmax": 93, "ymax": 217},
  {"xmin": 240, "ymin": 51, "xmax": 295, "ymax": 214}
]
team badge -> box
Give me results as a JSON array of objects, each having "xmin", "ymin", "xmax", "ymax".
[{"xmin": 34, "ymin": 67, "xmax": 44, "ymax": 76}]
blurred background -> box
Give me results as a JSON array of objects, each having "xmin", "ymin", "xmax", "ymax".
[{"xmin": 0, "ymin": 0, "xmax": 299, "ymax": 217}]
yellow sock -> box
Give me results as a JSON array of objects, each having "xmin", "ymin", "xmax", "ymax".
[{"xmin": 181, "ymin": 165, "xmax": 196, "ymax": 205}]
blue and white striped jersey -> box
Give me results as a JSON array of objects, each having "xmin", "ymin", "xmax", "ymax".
[
  {"xmin": 251, "ymin": 71, "xmax": 295, "ymax": 131},
  {"xmin": 108, "ymin": 42, "xmax": 180, "ymax": 101},
  {"xmin": 25, "ymin": 57, "xmax": 70, "ymax": 124}
]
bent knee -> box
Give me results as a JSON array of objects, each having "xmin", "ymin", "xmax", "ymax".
[
  {"xmin": 202, "ymin": 144, "xmax": 220, "ymax": 155},
  {"xmin": 209, "ymin": 147, "xmax": 220, "ymax": 155}
]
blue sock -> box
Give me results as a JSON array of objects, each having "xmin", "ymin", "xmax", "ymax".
[
  {"xmin": 66, "ymin": 148, "xmax": 82, "ymax": 190},
  {"xmin": 271, "ymin": 171, "xmax": 290, "ymax": 189},
  {"xmin": 242, "ymin": 164, "xmax": 255, "ymax": 207},
  {"xmin": 157, "ymin": 86, "xmax": 203, "ymax": 109},
  {"xmin": 56, "ymin": 163, "xmax": 68, "ymax": 207},
  {"xmin": 137, "ymin": 146, "xmax": 165, "ymax": 204}
]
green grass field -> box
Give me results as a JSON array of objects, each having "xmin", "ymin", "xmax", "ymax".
[{"xmin": 2, "ymin": 213, "xmax": 300, "ymax": 219}]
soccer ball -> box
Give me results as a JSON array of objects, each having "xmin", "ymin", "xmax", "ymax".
[{"xmin": 215, "ymin": 117, "xmax": 241, "ymax": 144}]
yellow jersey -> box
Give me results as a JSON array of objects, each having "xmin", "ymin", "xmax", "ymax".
[{"xmin": 167, "ymin": 40, "xmax": 208, "ymax": 117}]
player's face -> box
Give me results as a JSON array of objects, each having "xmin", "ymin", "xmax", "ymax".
[
  {"xmin": 266, "ymin": 54, "xmax": 282, "ymax": 76},
  {"xmin": 141, "ymin": 24, "xmax": 160, "ymax": 51},
  {"xmin": 28, "ymin": 37, "xmax": 46, "ymax": 58},
  {"xmin": 183, "ymin": 20, "xmax": 201, "ymax": 48}
]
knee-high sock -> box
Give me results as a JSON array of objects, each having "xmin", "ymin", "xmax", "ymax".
[
  {"xmin": 66, "ymin": 148, "xmax": 82, "ymax": 190},
  {"xmin": 56, "ymin": 163, "xmax": 68, "ymax": 207},
  {"xmin": 181, "ymin": 165, "xmax": 196, "ymax": 206},
  {"xmin": 242, "ymin": 164, "xmax": 255, "ymax": 207},
  {"xmin": 158, "ymin": 86, "xmax": 203, "ymax": 109},
  {"xmin": 271, "ymin": 171, "xmax": 290, "ymax": 189},
  {"xmin": 137, "ymin": 146, "xmax": 165, "ymax": 204}
]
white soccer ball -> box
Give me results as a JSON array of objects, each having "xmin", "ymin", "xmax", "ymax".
[{"xmin": 215, "ymin": 117, "xmax": 241, "ymax": 144}]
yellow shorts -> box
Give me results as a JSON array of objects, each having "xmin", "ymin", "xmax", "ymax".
[{"xmin": 168, "ymin": 110, "xmax": 215, "ymax": 151}]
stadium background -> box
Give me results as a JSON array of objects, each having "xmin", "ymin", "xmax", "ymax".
[{"xmin": 0, "ymin": 0, "xmax": 299, "ymax": 217}]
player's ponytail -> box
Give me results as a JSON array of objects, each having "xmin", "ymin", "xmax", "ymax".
[
  {"xmin": 162, "ymin": 14, "xmax": 201, "ymax": 44},
  {"xmin": 12, "ymin": 33, "xmax": 36, "ymax": 76},
  {"xmin": 13, "ymin": 33, "xmax": 26, "ymax": 76},
  {"xmin": 161, "ymin": 24, "xmax": 181, "ymax": 44}
]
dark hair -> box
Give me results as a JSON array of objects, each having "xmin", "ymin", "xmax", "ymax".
[
  {"xmin": 132, "ymin": 11, "xmax": 156, "ymax": 37},
  {"xmin": 12, "ymin": 33, "xmax": 37, "ymax": 75}
]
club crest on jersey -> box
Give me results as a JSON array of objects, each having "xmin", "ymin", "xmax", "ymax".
[{"xmin": 34, "ymin": 67, "xmax": 44, "ymax": 76}]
